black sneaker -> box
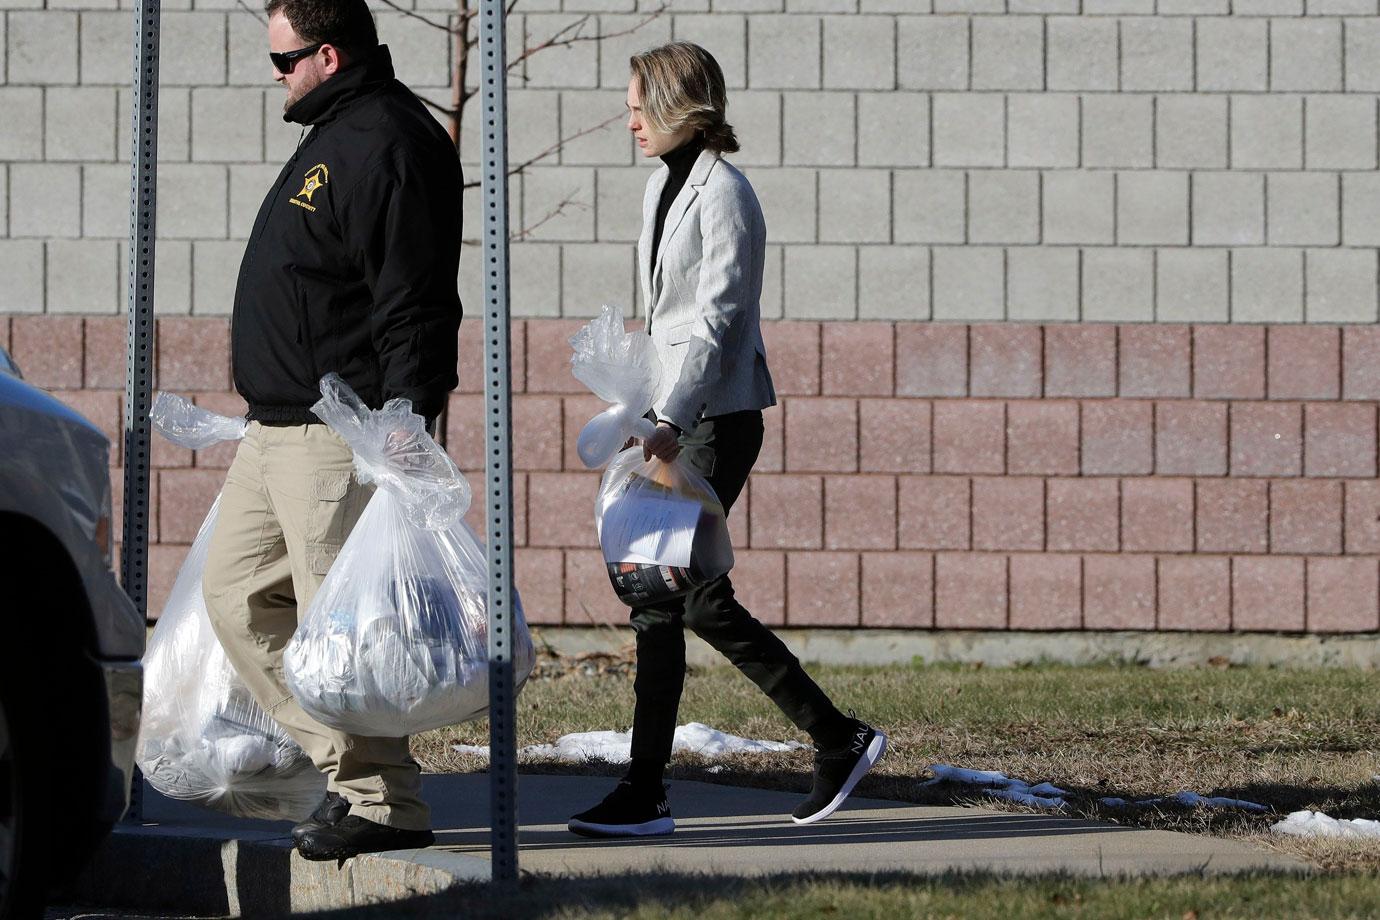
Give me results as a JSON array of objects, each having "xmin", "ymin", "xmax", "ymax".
[
  {"xmin": 295, "ymin": 815, "xmax": 435, "ymax": 861},
  {"xmin": 292, "ymin": 791, "xmax": 351, "ymax": 845},
  {"xmin": 791, "ymin": 720, "xmax": 887, "ymax": 825},
  {"xmin": 567, "ymin": 780, "xmax": 675, "ymax": 838}
]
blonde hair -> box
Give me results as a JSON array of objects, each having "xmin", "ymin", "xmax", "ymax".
[{"xmin": 629, "ymin": 42, "xmax": 739, "ymax": 154}]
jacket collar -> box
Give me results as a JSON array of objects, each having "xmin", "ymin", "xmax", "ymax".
[{"xmin": 284, "ymin": 44, "xmax": 395, "ymax": 127}]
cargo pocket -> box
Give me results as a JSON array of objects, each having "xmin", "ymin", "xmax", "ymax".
[
  {"xmin": 306, "ymin": 541, "xmax": 341, "ymax": 576},
  {"xmin": 309, "ymin": 469, "xmax": 354, "ymax": 550}
]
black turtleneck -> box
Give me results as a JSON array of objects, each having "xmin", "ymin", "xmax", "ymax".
[{"xmin": 651, "ymin": 134, "xmax": 705, "ymax": 266}]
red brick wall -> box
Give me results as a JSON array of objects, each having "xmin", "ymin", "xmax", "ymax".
[{"xmin": 8, "ymin": 314, "xmax": 1380, "ymax": 634}]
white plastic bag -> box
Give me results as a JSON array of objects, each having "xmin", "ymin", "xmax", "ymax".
[
  {"xmin": 137, "ymin": 393, "xmax": 325, "ymax": 821},
  {"xmin": 569, "ymin": 304, "xmax": 660, "ymax": 469},
  {"xmin": 282, "ymin": 374, "xmax": 535, "ymax": 737},
  {"xmin": 567, "ymin": 308, "xmax": 734, "ymax": 606},
  {"xmin": 596, "ymin": 450, "xmax": 734, "ymax": 606}
]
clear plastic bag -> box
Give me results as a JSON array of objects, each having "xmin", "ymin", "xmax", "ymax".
[
  {"xmin": 282, "ymin": 374, "xmax": 535, "ymax": 737},
  {"xmin": 569, "ymin": 304, "xmax": 660, "ymax": 469},
  {"xmin": 137, "ymin": 393, "xmax": 325, "ymax": 821},
  {"xmin": 596, "ymin": 449, "xmax": 735, "ymax": 607}
]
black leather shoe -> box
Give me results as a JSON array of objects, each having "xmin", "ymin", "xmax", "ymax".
[
  {"xmin": 292, "ymin": 791, "xmax": 351, "ymax": 845},
  {"xmin": 296, "ymin": 815, "xmax": 435, "ymax": 861}
]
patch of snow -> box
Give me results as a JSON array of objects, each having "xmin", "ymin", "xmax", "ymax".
[
  {"xmin": 451, "ymin": 723, "xmax": 806, "ymax": 764},
  {"xmin": 1272, "ymin": 810, "xmax": 1380, "ymax": 839},
  {"xmin": 921, "ymin": 764, "xmax": 1067, "ymax": 809}
]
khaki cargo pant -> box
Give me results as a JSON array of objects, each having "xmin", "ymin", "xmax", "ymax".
[{"xmin": 202, "ymin": 421, "xmax": 430, "ymax": 831}]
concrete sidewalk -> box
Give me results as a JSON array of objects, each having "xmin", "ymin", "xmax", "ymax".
[{"xmin": 69, "ymin": 774, "xmax": 1307, "ymax": 916}]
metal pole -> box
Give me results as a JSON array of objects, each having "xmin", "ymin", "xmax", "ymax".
[
  {"xmin": 120, "ymin": 0, "xmax": 160, "ymax": 823},
  {"xmin": 480, "ymin": 0, "xmax": 518, "ymax": 888}
]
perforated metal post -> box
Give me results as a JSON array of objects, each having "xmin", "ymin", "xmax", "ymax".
[
  {"xmin": 121, "ymin": 0, "xmax": 161, "ymax": 824},
  {"xmin": 480, "ymin": 0, "xmax": 518, "ymax": 888}
]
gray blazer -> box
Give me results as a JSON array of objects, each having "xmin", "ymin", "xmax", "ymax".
[{"xmin": 639, "ymin": 148, "xmax": 777, "ymax": 432}]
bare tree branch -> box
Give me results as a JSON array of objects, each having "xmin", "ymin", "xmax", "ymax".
[
  {"xmin": 235, "ymin": 0, "xmax": 266, "ymax": 26},
  {"xmin": 415, "ymin": 93, "xmax": 458, "ymax": 121},
  {"xmin": 373, "ymin": 0, "xmax": 454, "ymax": 34},
  {"xmin": 509, "ymin": 194, "xmax": 587, "ymax": 242},
  {"xmin": 507, "ymin": 110, "xmax": 624, "ymax": 174}
]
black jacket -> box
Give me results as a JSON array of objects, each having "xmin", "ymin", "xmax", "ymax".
[{"xmin": 231, "ymin": 45, "xmax": 462, "ymax": 424}]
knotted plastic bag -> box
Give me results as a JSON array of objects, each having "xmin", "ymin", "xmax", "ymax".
[
  {"xmin": 569, "ymin": 304, "xmax": 660, "ymax": 469},
  {"xmin": 282, "ymin": 374, "xmax": 535, "ymax": 737},
  {"xmin": 137, "ymin": 393, "xmax": 326, "ymax": 821},
  {"xmin": 568, "ymin": 308, "xmax": 734, "ymax": 606}
]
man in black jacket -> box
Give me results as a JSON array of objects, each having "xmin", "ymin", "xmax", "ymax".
[{"xmin": 201, "ymin": 0, "xmax": 461, "ymax": 861}]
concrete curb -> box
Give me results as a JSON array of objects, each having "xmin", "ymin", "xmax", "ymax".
[
  {"xmin": 533, "ymin": 626, "xmax": 1380, "ymax": 669},
  {"xmin": 66, "ymin": 824, "xmax": 490, "ymax": 916}
]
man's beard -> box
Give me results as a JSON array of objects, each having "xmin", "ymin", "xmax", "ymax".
[{"xmin": 283, "ymin": 70, "xmax": 323, "ymax": 113}]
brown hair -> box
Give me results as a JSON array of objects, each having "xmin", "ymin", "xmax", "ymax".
[
  {"xmin": 264, "ymin": 0, "xmax": 378, "ymax": 57},
  {"xmin": 629, "ymin": 42, "xmax": 739, "ymax": 154}
]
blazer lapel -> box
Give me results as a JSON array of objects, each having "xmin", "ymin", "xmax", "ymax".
[
  {"xmin": 638, "ymin": 167, "xmax": 667, "ymax": 319},
  {"xmin": 650, "ymin": 149, "xmax": 719, "ymax": 306}
]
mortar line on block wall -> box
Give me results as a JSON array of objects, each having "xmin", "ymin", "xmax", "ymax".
[
  {"xmin": 1077, "ymin": 553, "xmax": 1086, "ymax": 628},
  {"xmin": 1002, "ymin": 95, "xmax": 1009, "ymax": 169},
  {"xmin": 852, "ymin": 246, "xmax": 860, "ymax": 321},
  {"xmin": 1337, "ymin": 173, "xmax": 1346, "ymax": 248},
  {"xmin": 1152, "ymin": 555, "xmax": 1161, "ymax": 630},
  {"xmin": 1151, "ymin": 248, "xmax": 1160, "ymax": 322},
  {"xmin": 1040, "ymin": 17, "xmax": 1048, "ymax": 93},
  {"xmin": 1299, "ymin": 396, "xmax": 1308, "ymax": 475},
  {"xmin": 1150, "ymin": 95, "xmax": 1158, "ymax": 169},
  {"xmin": 817, "ymin": 18, "xmax": 824, "ymax": 93},
  {"xmin": 1190, "ymin": 18, "xmax": 1198, "ymax": 93},
  {"xmin": 1301, "ymin": 251, "xmax": 1309, "ymax": 323},
  {"xmin": 1342, "ymin": 19, "xmax": 1350, "ymax": 94},
  {"xmin": 1115, "ymin": 19, "xmax": 1122, "ymax": 94},
  {"xmin": 1266, "ymin": 20, "xmax": 1275, "ymax": 94},
  {"xmin": 1004, "ymin": 553, "xmax": 1011, "ymax": 629},
  {"xmin": 1301, "ymin": 553, "xmax": 1309, "ymax": 632},
  {"xmin": 928, "ymin": 400, "xmax": 936, "ymax": 471},
  {"xmin": 1150, "ymin": 400, "xmax": 1159, "ymax": 474},
  {"xmin": 966, "ymin": 476, "xmax": 974, "ymax": 552},
  {"xmin": 927, "ymin": 91, "xmax": 934, "ymax": 169},
  {"xmin": 1190, "ymin": 474, "xmax": 1198, "ymax": 554},
  {"xmin": 1188, "ymin": 319, "xmax": 1196, "ymax": 395},
  {"xmin": 853, "ymin": 92, "xmax": 859, "ymax": 168},
  {"xmin": 1116, "ymin": 477, "xmax": 1124, "ymax": 551},
  {"xmin": 962, "ymin": 171, "xmax": 970, "ymax": 245},
  {"xmin": 1076, "ymin": 247, "xmax": 1084, "ymax": 322},
  {"xmin": 1111, "ymin": 173, "xmax": 1120, "ymax": 246},
  {"xmin": 888, "ymin": 170, "xmax": 895, "ymax": 247},
  {"xmin": 967, "ymin": 17, "xmax": 974, "ymax": 91},
  {"xmin": 1001, "ymin": 246, "xmax": 1009, "ymax": 320}
]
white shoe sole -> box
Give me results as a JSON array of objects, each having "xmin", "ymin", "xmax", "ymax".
[
  {"xmin": 567, "ymin": 816, "xmax": 675, "ymax": 838},
  {"xmin": 791, "ymin": 730, "xmax": 888, "ymax": 826}
]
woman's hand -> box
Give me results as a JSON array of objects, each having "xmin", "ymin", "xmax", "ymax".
[{"xmin": 642, "ymin": 422, "xmax": 682, "ymax": 463}]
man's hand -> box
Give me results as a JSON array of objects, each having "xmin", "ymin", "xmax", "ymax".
[{"xmin": 642, "ymin": 422, "xmax": 682, "ymax": 463}]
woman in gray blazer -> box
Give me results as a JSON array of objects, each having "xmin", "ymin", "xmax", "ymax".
[{"xmin": 568, "ymin": 42, "xmax": 887, "ymax": 840}]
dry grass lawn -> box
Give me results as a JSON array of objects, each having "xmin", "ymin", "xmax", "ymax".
[{"xmin": 411, "ymin": 649, "xmax": 1380, "ymax": 876}]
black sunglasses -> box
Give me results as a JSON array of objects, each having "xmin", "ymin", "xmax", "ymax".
[{"xmin": 270, "ymin": 42, "xmax": 324, "ymax": 74}]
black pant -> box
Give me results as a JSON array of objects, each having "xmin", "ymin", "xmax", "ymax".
[{"xmin": 629, "ymin": 410, "xmax": 848, "ymax": 763}]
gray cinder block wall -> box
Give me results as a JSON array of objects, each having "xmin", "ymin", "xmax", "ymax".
[{"xmin": 4, "ymin": 0, "xmax": 1378, "ymax": 325}]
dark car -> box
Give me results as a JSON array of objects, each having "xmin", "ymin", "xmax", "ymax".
[{"xmin": 0, "ymin": 347, "xmax": 144, "ymax": 919}]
